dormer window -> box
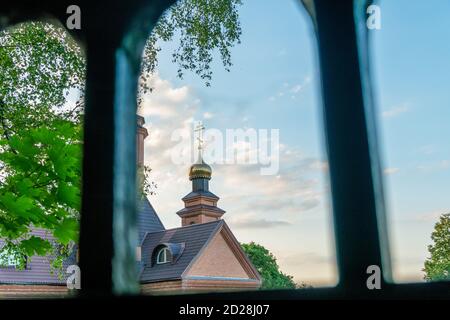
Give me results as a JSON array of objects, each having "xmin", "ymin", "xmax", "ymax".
[
  {"xmin": 156, "ymin": 247, "xmax": 170, "ymax": 264},
  {"xmin": 152, "ymin": 243, "xmax": 185, "ymax": 266}
]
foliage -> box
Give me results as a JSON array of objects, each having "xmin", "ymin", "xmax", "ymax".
[
  {"xmin": 241, "ymin": 242, "xmax": 298, "ymax": 289},
  {"xmin": 0, "ymin": 22, "xmax": 85, "ymax": 129},
  {"xmin": 0, "ymin": 0, "xmax": 243, "ymax": 264},
  {"xmin": 423, "ymin": 213, "xmax": 450, "ymax": 281},
  {"xmin": 138, "ymin": 165, "xmax": 158, "ymax": 197},
  {"xmin": 140, "ymin": 0, "xmax": 242, "ymax": 97},
  {"xmin": 0, "ymin": 22, "xmax": 84, "ymax": 265},
  {"xmin": 0, "ymin": 119, "xmax": 82, "ymax": 264}
]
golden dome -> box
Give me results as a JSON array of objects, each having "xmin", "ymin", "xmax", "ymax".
[{"xmin": 189, "ymin": 159, "xmax": 212, "ymax": 180}]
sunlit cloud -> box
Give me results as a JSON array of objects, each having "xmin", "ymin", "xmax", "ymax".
[{"xmin": 229, "ymin": 217, "xmax": 291, "ymax": 229}]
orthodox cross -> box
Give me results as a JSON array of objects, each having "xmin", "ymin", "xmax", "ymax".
[{"xmin": 194, "ymin": 121, "xmax": 205, "ymax": 157}]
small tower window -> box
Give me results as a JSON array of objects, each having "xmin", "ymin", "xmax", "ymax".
[{"xmin": 156, "ymin": 247, "xmax": 170, "ymax": 264}]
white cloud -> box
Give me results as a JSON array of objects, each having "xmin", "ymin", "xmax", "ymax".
[
  {"xmin": 384, "ymin": 167, "xmax": 400, "ymax": 175},
  {"xmin": 414, "ymin": 209, "xmax": 448, "ymax": 222},
  {"xmin": 416, "ymin": 160, "xmax": 450, "ymax": 172},
  {"xmin": 139, "ymin": 73, "xmax": 193, "ymax": 119},
  {"xmin": 203, "ymin": 112, "xmax": 214, "ymax": 119},
  {"xmin": 229, "ymin": 217, "xmax": 291, "ymax": 229},
  {"xmin": 138, "ymin": 74, "xmax": 334, "ymax": 286},
  {"xmin": 290, "ymin": 76, "xmax": 311, "ymax": 94},
  {"xmin": 290, "ymin": 84, "xmax": 303, "ymax": 94},
  {"xmin": 382, "ymin": 104, "xmax": 409, "ymax": 118},
  {"xmin": 269, "ymin": 75, "xmax": 311, "ymax": 102},
  {"xmin": 139, "ymin": 74, "xmax": 330, "ymax": 228},
  {"xmin": 416, "ymin": 145, "xmax": 436, "ymax": 155}
]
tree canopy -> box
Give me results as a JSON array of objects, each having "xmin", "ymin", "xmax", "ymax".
[
  {"xmin": 0, "ymin": 22, "xmax": 84, "ymax": 268},
  {"xmin": 141, "ymin": 0, "xmax": 242, "ymax": 91},
  {"xmin": 423, "ymin": 213, "xmax": 450, "ymax": 281},
  {"xmin": 241, "ymin": 242, "xmax": 299, "ymax": 289},
  {"xmin": 0, "ymin": 0, "xmax": 243, "ymax": 266}
]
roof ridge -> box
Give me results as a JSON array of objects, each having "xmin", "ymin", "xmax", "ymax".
[
  {"xmin": 140, "ymin": 196, "xmax": 165, "ymax": 230},
  {"xmin": 179, "ymin": 219, "xmax": 224, "ymax": 279},
  {"xmin": 146, "ymin": 219, "xmax": 223, "ymax": 235}
]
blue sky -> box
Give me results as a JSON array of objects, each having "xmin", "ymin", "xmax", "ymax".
[
  {"xmin": 371, "ymin": 0, "xmax": 450, "ymax": 281},
  {"xmin": 139, "ymin": 0, "xmax": 450, "ymax": 285}
]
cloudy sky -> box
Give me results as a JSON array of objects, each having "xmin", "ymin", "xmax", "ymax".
[{"xmin": 138, "ymin": 0, "xmax": 450, "ymax": 286}]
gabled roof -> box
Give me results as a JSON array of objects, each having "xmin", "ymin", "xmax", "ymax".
[
  {"xmin": 137, "ymin": 197, "xmax": 165, "ymax": 243},
  {"xmin": 140, "ymin": 220, "xmax": 223, "ymax": 283},
  {"xmin": 0, "ymin": 197, "xmax": 163, "ymax": 285},
  {"xmin": 139, "ymin": 220, "xmax": 261, "ymax": 284},
  {"xmin": 0, "ymin": 229, "xmax": 76, "ymax": 285}
]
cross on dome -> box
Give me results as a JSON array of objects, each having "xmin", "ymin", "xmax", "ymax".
[{"xmin": 194, "ymin": 121, "xmax": 205, "ymax": 156}]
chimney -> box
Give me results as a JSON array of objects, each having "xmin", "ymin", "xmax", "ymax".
[{"xmin": 136, "ymin": 115, "xmax": 148, "ymax": 167}]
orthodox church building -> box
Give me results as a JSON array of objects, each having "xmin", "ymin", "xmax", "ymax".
[{"xmin": 0, "ymin": 116, "xmax": 261, "ymax": 297}]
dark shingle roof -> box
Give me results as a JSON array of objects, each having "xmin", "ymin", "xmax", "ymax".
[
  {"xmin": 0, "ymin": 197, "xmax": 164, "ymax": 285},
  {"xmin": 137, "ymin": 197, "xmax": 165, "ymax": 243},
  {"xmin": 0, "ymin": 229, "xmax": 76, "ymax": 285},
  {"xmin": 140, "ymin": 220, "xmax": 223, "ymax": 283},
  {"xmin": 182, "ymin": 191, "xmax": 219, "ymax": 201}
]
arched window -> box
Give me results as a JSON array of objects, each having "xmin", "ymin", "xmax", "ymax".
[{"xmin": 156, "ymin": 247, "xmax": 170, "ymax": 264}]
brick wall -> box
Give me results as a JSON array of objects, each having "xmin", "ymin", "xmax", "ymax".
[{"xmin": 0, "ymin": 285, "xmax": 69, "ymax": 299}]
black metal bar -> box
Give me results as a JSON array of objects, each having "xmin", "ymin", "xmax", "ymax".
[
  {"xmin": 79, "ymin": 0, "xmax": 173, "ymax": 296},
  {"xmin": 312, "ymin": 0, "xmax": 384, "ymax": 290},
  {"xmin": 79, "ymin": 39, "xmax": 116, "ymax": 296}
]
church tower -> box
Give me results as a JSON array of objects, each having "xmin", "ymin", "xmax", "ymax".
[
  {"xmin": 136, "ymin": 115, "xmax": 148, "ymax": 167},
  {"xmin": 176, "ymin": 123, "xmax": 225, "ymax": 226}
]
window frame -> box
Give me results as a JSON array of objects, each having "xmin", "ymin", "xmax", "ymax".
[
  {"xmin": 1, "ymin": 0, "xmax": 448, "ymax": 299},
  {"xmin": 156, "ymin": 247, "xmax": 170, "ymax": 265}
]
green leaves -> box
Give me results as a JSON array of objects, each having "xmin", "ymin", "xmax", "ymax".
[
  {"xmin": 0, "ymin": 22, "xmax": 85, "ymax": 128},
  {"xmin": 56, "ymin": 182, "xmax": 80, "ymax": 210},
  {"xmin": 0, "ymin": 1, "xmax": 243, "ymax": 267},
  {"xmin": 20, "ymin": 236, "xmax": 53, "ymax": 256},
  {"xmin": 0, "ymin": 118, "xmax": 81, "ymax": 259},
  {"xmin": 0, "ymin": 193, "xmax": 34, "ymax": 219},
  {"xmin": 241, "ymin": 242, "xmax": 299, "ymax": 289},
  {"xmin": 53, "ymin": 218, "xmax": 78, "ymax": 245},
  {"xmin": 423, "ymin": 213, "xmax": 450, "ymax": 281},
  {"xmin": 140, "ymin": 0, "xmax": 242, "ymax": 98}
]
